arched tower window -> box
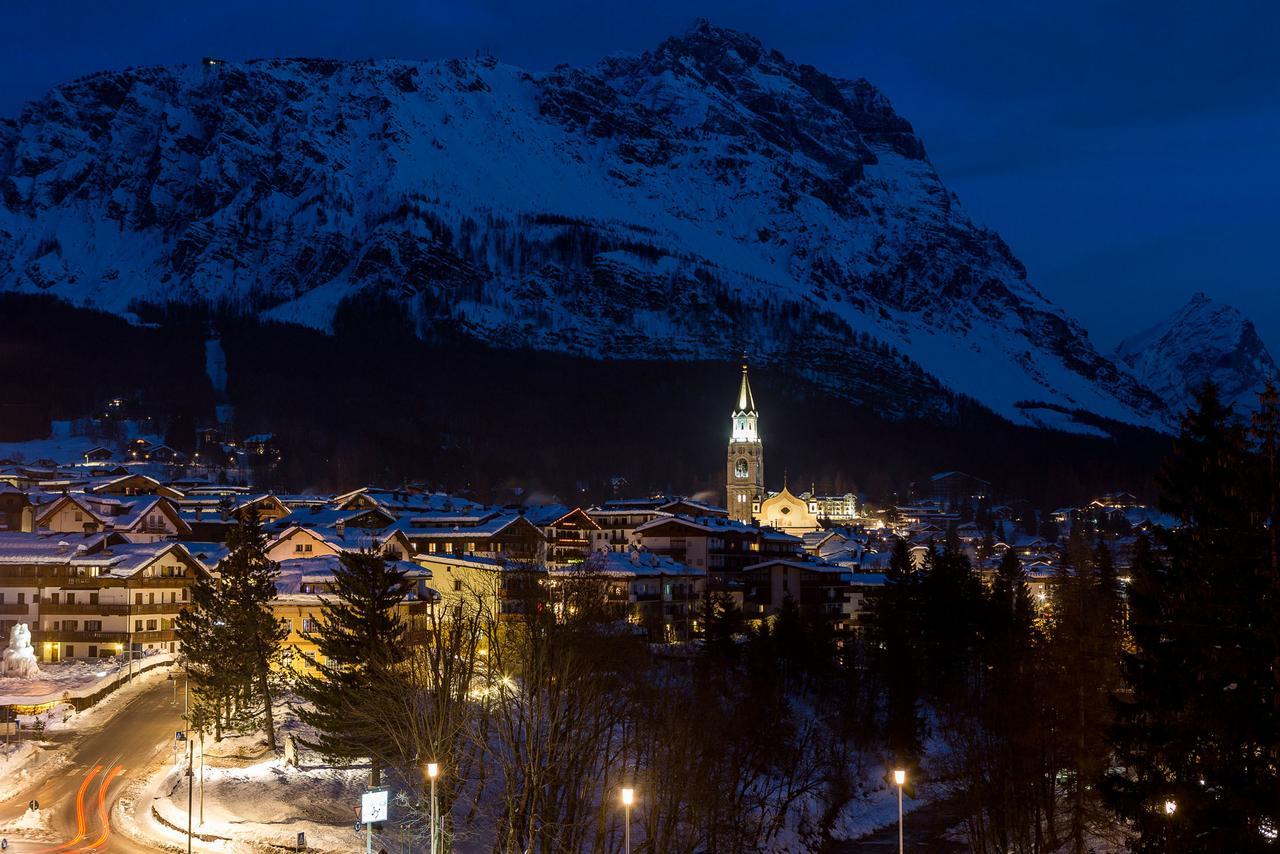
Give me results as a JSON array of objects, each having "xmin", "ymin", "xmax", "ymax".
[{"xmin": 735, "ymin": 458, "xmax": 749, "ymax": 479}]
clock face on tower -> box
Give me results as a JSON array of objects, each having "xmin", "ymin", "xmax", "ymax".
[{"xmin": 735, "ymin": 458, "xmax": 749, "ymax": 479}]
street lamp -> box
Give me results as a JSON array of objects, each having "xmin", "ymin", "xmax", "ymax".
[
  {"xmin": 893, "ymin": 769, "xmax": 906, "ymax": 854},
  {"xmin": 427, "ymin": 762, "xmax": 439, "ymax": 854},
  {"xmin": 1164, "ymin": 799, "xmax": 1177, "ymax": 816},
  {"xmin": 620, "ymin": 787, "xmax": 635, "ymax": 853}
]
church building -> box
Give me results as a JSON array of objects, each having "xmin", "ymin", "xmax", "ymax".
[
  {"xmin": 724, "ymin": 363, "xmax": 821, "ymax": 534},
  {"xmin": 726, "ymin": 362, "xmax": 764, "ymax": 523}
]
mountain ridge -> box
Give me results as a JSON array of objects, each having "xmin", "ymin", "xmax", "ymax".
[
  {"xmin": 0, "ymin": 21, "xmax": 1167, "ymax": 430},
  {"xmin": 1115, "ymin": 291, "xmax": 1277, "ymax": 415}
]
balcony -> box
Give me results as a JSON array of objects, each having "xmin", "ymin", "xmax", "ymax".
[
  {"xmin": 57, "ymin": 576, "xmax": 192, "ymax": 589},
  {"xmin": 0, "ymin": 603, "xmax": 32, "ymax": 614},
  {"xmin": 130, "ymin": 602, "xmax": 187, "ymax": 615},
  {"xmin": 132, "ymin": 630, "xmax": 177, "ymax": 643},
  {"xmin": 33, "ymin": 629, "xmax": 128, "ymax": 644},
  {"xmin": 40, "ymin": 602, "xmax": 130, "ymax": 616}
]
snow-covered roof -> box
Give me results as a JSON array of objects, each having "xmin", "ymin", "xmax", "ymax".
[
  {"xmin": 743, "ymin": 557, "xmax": 852, "ymax": 577},
  {"xmin": 0, "ymin": 533, "xmax": 208, "ymax": 577},
  {"xmin": 552, "ymin": 548, "xmax": 704, "ymax": 579}
]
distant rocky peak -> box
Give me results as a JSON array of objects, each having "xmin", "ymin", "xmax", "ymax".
[{"xmin": 1115, "ymin": 292, "xmax": 1277, "ymax": 416}]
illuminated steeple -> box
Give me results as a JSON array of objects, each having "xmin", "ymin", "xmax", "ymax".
[
  {"xmin": 731, "ymin": 360, "xmax": 759, "ymax": 442},
  {"xmin": 726, "ymin": 358, "xmax": 763, "ymax": 522},
  {"xmin": 736, "ymin": 360, "xmax": 757, "ymax": 415}
]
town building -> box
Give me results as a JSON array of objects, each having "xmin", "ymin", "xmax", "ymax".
[
  {"xmin": 548, "ymin": 547, "xmax": 706, "ymax": 641},
  {"xmin": 0, "ymin": 532, "xmax": 211, "ymax": 662}
]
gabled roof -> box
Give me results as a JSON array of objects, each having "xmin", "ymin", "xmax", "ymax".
[{"xmin": 0, "ymin": 533, "xmax": 210, "ymax": 578}]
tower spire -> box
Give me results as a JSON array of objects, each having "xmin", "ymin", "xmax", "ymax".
[{"xmin": 736, "ymin": 356, "xmax": 756, "ymax": 414}]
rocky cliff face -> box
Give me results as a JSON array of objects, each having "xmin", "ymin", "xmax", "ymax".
[
  {"xmin": 1115, "ymin": 292, "xmax": 1277, "ymax": 416},
  {"xmin": 0, "ymin": 21, "xmax": 1166, "ymax": 428}
]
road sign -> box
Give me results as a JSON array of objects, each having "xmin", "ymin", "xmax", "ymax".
[
  {"xmin": 361, "ymin": 789, "xmax": 388, "ymax": 824},
  {"xmin": 296, "ymin": 831, "xmax": 306, "ymax": 850},
  {"xmin": 176, "ymin": 730, "xmax": 187, "ymax": 741}
]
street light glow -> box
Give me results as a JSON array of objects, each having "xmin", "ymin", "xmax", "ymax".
[
  {"xmin": 893, "ymin": 769, "xmax": 906, "ymax": 787},
  {"xmin": 620, "ymin": 787, "xmax": 634, "ymax": 806},
  {"xmin": 427, "ymin": 762, "xmax": 439, "ymax": 779},
  {"xmin": 1164, "ymin": 799, "xmax": 1177, "ymax": 816}
]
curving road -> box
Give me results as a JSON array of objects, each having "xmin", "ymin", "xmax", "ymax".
[{"xmin": 0, "ymin": 675, "xmax": 183, "ymax": 852}]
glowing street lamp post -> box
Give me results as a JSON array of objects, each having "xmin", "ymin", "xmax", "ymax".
[
  {"xmin": 620, "ymin": 787, "xmax": 635, "ymax": 853},
  {"xmin": 427, "ymin": 762, "xmax": 439, "ymax": 854},
  {"xmin": 894, "ymin": 769, "xmax": 906, "ymax": 854}
]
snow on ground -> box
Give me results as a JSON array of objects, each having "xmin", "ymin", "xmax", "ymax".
[
  {"xmin": 0, "ymin": 419, "xmax": 161, "ymax": 465},
  {"xmin": 0, "ymin": 651, "xmax": 171, "ymax": 709},
  {"xmin": 130, "ymin": 756, "xmax": 370, "ymax": 854},
  {"xmin": 0, "ymin": 421, "xmax": 99, "ymax": 465},
  {"xmin": 829, "ymin": 728, "xmax": 953, "ymax": 842},
  {"xmin": 0, "ymin": 779, "xmax": 56, "ymax": 839}
]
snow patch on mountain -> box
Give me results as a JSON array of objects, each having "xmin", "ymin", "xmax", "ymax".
[
  {"xmin": 1115, "ymin": 292, "xmax": 1277, "ymax": 416},
  {"xmin": 0, "ymin": 22, "xmax": 1167, "ymax": 428}
]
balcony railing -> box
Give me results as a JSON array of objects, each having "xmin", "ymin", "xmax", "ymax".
[
  {"xmin": 33, "ymin": 629, "xmax": 127, "ymax": 644},
  {"xmin": 58, "ymin": 576, "xmax": 193, "ymax": 589},
  {"xmin": 130, "ymin": 602, "xmax": 187, "ymax": 615},
  {"xmin": 40, "ymin": 603, "xmax": 130, "ymax": 615},
  {"xmin": 0, "ymin": 603, "xmax": 32, "ymax": 614}
]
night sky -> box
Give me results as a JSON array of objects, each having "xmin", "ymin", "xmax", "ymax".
[{"xmin": 3, "ymin": 1, "xmax": 1275, "ymax": 352}]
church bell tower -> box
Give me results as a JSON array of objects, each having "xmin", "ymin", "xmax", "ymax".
[{"xmin": 726, "ymin": 360, "xmax": 764, "ymax": 523}]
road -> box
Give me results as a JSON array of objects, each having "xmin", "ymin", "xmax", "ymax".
[{"xmin": 0, "ymin": 674, "xmax": 184, "ymax": 853}]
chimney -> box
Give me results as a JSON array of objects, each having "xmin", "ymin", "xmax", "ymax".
[
  {"xmin": 335, "ymin": 519, "xmax": 346, "ymax": 539},
  {"xmin": 57, "ymin": 540, "xmax": 70, "ymax": 554},
  {"xmin": 20, "ymin": 506, "xmax": 34, "ymax": 533},
  {"xmin": 196, "ymin": 507, "xmax": 203, "ymax": 521}
]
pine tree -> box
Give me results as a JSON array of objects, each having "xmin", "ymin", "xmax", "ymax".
[
  {"xmin": 218, "ymin": 510, "xmax": 288, "ymax": 749},
  {"xmin": 175, "ymin": 559, "xmax": 240, "ymax": 740},
  {"xmin": 966, "ymin": 548, "xmax": 1044, "ymax": 852},
  {"xmin": 920, "ymin": 539, "xmax": 984, "ymax": 702},
  {"xmin": 1047, "ymin": 540, "xmax": 1124, "ymax": 852},
  {"xmin": 294, "ymin": 550, "xmax": 409, "ymax": 785},
  {"xmin": 866, "ymin": 538, "xmax": 924, "ymax": 766},
  {"xmin": 1106, "ymin": 383, "xmax": 1279, "ymax": 851},
  {"xmin": 177, "ymin": 511, "xmax": 284, "ymax": 745}
]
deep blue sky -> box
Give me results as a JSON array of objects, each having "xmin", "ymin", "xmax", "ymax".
[{"xmin": 2, "ymin": 1, "xmax": 1276, "ymax": 352}]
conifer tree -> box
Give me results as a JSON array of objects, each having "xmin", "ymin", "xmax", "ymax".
[
  {"xmin": 218, "ymin": 510, "xmax": 288, "ymax": 749},
  {"xmin": 866, "ymin": 538, "xmax": 924, "ymax": 765},
  {"xmin": 176, "ymin": 558, "xmax": 239, "ymax": 740},
  {"xmin": 1106, "ymin": 383, "xmax": 1279, "ymax": 851},
  {"xmin": 295, "ymin": 550, "xmax": 409, "ymax": 785},
  {"xmin": 965, "ymin": 548, "xmax": 1044, "ymax": 852},
  {"xmin": 178, "ymin": 510, "xmax": 284, "ymax": 745},
  {"xmin": 920, "ymin": 539, "xmax": 984, "ymax": 702}
]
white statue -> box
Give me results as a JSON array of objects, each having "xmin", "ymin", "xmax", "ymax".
[{"xmin": 3, "ymin": 623, "xmax": 41, "ymax": 679}]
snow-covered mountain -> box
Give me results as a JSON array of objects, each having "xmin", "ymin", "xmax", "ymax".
[
  {"xmin": 1115, "ymin": 292, "xmax": 1277, "ymax": 416},
  {"xmin": 0, "ymin": 21, "xmax": 1167, "ymax": 429}
]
